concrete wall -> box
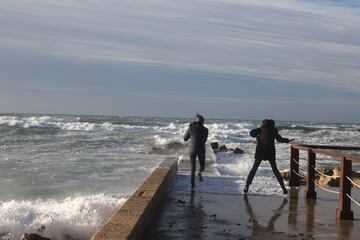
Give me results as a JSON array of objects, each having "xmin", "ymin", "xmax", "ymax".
[{"xmin": 91, "ymin": 158, "xmax": 178, "ymax": 240}]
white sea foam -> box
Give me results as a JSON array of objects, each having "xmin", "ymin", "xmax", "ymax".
[
  {"xmin": 174, "ymin": 174, "xmax": 289, "ymax": 196},
  {"xmin": 0, "ymin": 116, "xmax": 158, "ymax": 132},
  {"xmin": 0, "ymin": 194, "xmax": 126, "ymax": 240},
  {"xmin": 1, "ymin": 114, "xmax": 359, "ymax": 240},
  {"xmin": 153, "ymin": 135, "xmax": 182, "ymax": 145}
]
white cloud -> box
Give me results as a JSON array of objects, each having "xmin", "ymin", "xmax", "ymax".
[{"xmin": 1, "ymin": 0, "xmax": 360, "ymax": 90}]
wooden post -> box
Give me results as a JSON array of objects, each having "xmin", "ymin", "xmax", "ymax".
[
  {"xmin": 305, "ymin": 150, "xmax": 317, "ymax": 199},
  {"xmin": 336, "ymin": 157, "xmax": 353, "ymax": 220},
  {"xmin": 289, "ymin": 146, "xmax": 300, "ymax": 187}
]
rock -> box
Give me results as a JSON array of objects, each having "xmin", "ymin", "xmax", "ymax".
[
  {"xmin": 280, "ymin": 170, "xmax": 291, "ymax": 181},
  {"xmin": 280, "ymin": 170, "xmax": 306, "ymax": 185},
  {"xmin": 233, "ymin": 148, "xmax": 244, "ymax": 154},
  {"xmin": 317, "ymin": 167, "xmax": 360, "ymax": 187},
  {"xmin": 219, "ymin": 145, "xmax": 227, "ymax": 152},
  {"xmin": 210, "ymin": 142, "xmax": 219, "ymax": 150},
  {"xmin": 315, "ymin": 167, "xmax": 332, "ymax": 179},
  {"xmin": 177, "ymin": 199, "xmax": 186, "ymax": 204},
  {"xmin": 333, "ymin": 166, "xmax": 341, "ymax": 177},
  {"xmin": 20, "ymin": 233, "xmax": 50, "ymax": 240},
  {"xmin": 327, "ymin": 178, "xmax": 340, "ymax": 187},
  {"xmin": 0, "ymin": 233, "xmax": 11, "ymax": 239}
]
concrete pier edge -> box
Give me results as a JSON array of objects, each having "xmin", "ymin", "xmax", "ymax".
[{"xmin": 91, "ymin": 157, "xmax": 178, "ymax": 240}]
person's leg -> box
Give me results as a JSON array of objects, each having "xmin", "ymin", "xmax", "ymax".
[
  {"xmin": 198, "ymin": 148, "xmax": 206, "ymax": 173},
  {"xmin": 246, "ymin": 158, "xmax": 262, "ymax": 185},
  {"xmin": 189, "ymin": 151, "xmax": 197, "ymax": 189},
  {"xmin": 244, "ymin": 158, "xmax": 262, "ymax": 193},
  {"xmin": 269, "ymin": 160, "xmax": 287, "ymax": 193},
  {"xmin": 196, "ymin": 149, "xmax": 205, "ymax": 182}
]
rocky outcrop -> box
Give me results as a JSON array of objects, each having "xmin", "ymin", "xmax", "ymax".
[
  {"xmin": 280, "ymin": 170, "xmax": 306, "ymax": 185},
  {"xmin": 317, "ymin": 167, "xmax": 360, "ymax": 187},
  {"xmin": 218, "ymin": 145, "xmax": 227, "ymax": 152},
  {"xmin": 210, "ymin": 142, "xmax": 219, "ymax": 150},
  {"xmin": 281, "ymin": 167, "xmax": 360, "ymax": 187},
  {"xmin": 233, "ymin": 148, "xmax": 244, "ymax": 154},
  {"xmin": 20, "ymin": 233, "xmax": 50, "ymax": 240},
  {"xmin": 210, "ymin": 142, "xmax": 244, "ymax": 154}
]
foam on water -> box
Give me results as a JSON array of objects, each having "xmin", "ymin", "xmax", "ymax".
[
  {"xmin": 0, "ymin": 194, "xmax": 126, "ymax": 240},
  {"xmin": 0, "ymin": 116, "xmax": 160, "ymax": 132},
  {"xmin": 0, "ymin": 114, "xmax": 359, "ymax": 239},
  {"xmin": 174, "ymin": 173, "xmax": 289, "ymax": 196}
]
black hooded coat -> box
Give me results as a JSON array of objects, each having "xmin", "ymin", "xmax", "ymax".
[
  {"xmin": 183, "ymin": 121, "xmax": 208, "ymax": 153},
  {"xmin": 250, "ymin": 120, "xmax": 289, "ymax": 161}
]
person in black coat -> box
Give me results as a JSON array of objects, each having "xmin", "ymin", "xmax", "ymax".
[
  {"xmin": 244, "ymin": 119, "xmax": 294, "ymax": 194},
  {"xmin": 183, "ymin": 114, "xmax": 209, "ymax": 191}
]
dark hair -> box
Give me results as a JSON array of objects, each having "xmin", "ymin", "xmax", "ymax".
[
  {"xmin": 262, "ymin": 119, "xmax": 275, "ymax": 128},
  {"xmin": 268, "ymin": 119, "xmax": 275, "ymax": 127},
  {"xmin": 196, "ymin": 113, "xmax": 205, "ymax": 124},
  {"xmin": 262, "ymin": 119, "xmax": 269, "ymax": 127}
]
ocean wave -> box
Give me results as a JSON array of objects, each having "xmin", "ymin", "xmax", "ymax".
[
  {"xmin": 0, "ymin": 116, "xmax": 159, "ymax": 132},
  {"xmin": 0, "ymin": 194, "xmax": 126, "ymax": 240},
  {"xmin": 153, "ymin": 135, "xmax": 182, "ymax": 145}
]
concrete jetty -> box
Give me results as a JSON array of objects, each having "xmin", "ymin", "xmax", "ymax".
[
  {"xmin": 91, "ymin": 158, "xmax": 177, "ymax": 240},
  {"xmin": 92, "ymin": 158, "xmax": 360, "ymax": 240},
  {"xmin": 147, "ymin": 176, "xmax": 360, "ymax": 239}
]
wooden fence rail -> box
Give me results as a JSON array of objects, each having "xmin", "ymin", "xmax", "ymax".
[{"xmin": 289, "ymin": 144, "xmax": 360, "ymax": 220}]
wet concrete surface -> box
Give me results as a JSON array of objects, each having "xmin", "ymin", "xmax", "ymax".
[{"xmin": 146, "ymin": 176, "xmax": 360, "ymax": 240}]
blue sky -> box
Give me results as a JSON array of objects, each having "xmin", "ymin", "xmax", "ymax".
[{"xmin": 0, "ymin": 0, "xmax": 360, "ymax": 122}]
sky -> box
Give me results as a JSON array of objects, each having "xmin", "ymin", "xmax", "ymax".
[{"xmin": 0, "ymin": 0, "xmax": 360, "ymax": 122}]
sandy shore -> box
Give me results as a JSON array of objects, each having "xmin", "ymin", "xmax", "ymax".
[{"xmin": 146, "ymin": 175, "xmax": 360, "ymax": 240}]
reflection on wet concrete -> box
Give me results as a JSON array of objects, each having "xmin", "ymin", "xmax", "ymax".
[
  {"xmin": 244, "ymin": 194, "xmax": 288, "ymax": 237},
  {"xmin": 288, "ymin": 187, "xmax": 299, "ymax": 228},
  {"xmin": 337, "ymin": 220, "xmax": 353, "ymax": 240},
  {"xmin": 183, "ymin": 191, "xmax": 205, "ymax": 239},
  {"xmin": 146, "ymin": 175, "xmax": 360, "ymax": 239},
  {"xmin": 304, "ymin": 197, "xmax": 315, "ymax": 239}
]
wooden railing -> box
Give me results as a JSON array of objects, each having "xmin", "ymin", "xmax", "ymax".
[{"xmin": 289, "ymin": 144, "xmax": 360, "ymax": 220}]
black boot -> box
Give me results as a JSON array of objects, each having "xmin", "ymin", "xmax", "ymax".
[{"xmin": 243, "ymin": 185, "xmax": 249, "ymax": 194}]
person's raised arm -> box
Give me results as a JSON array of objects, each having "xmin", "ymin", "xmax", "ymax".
[
  {"xmin": 249, "ymin": 128, "xmax": 260, "ymax": 138},
  {"xmin": 183, "ymin": 127, "xmax": 191, "ymax": 141},
  {"xmin": 274, "ymin": 128, "xmax": 291, "ymax": 143}
]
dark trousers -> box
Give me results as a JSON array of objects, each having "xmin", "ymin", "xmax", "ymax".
[
  {"xmin": 246, "ymin": 158, "xmax": 286, "ymax": 189},
  {"xmin": 190, "ymin": 149, "xmax": 205, "ymax": 187}
]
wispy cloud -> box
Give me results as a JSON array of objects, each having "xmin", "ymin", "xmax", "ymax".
[{"xmin": 1, "ymin": 0, "xmax": 360, "ymax": 90}]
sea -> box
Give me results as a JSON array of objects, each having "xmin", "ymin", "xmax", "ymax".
[{"xmin": 0, "ymin": 113, "xmax": 359, "ymax": 240}]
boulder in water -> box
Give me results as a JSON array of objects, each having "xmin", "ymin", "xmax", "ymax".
[
  {"xmin": 219, "ymin": 145, "xmax": 227, "ymax": 152},
  {"xmin": 210, "ymin": 142, "xmax": 219, "ymax": 150},
  {"xmin": 280, "ymin": 170, "xmax": 306, "ymax": 185},
  {"xmin": 317, "ymin": 167, "xmax": 360, "ymax": 187},
  {"xmin": 20, "ymin": 233, "xmax": 50, "ymax": 240},
  {"xmin": 233, "ymin": 148, "xmax": 244, "ymax": 154}
]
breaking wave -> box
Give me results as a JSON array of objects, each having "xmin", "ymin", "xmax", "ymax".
[{"xmin": 0, "ymin": 194, "xmax": 126, "ymax": 240}]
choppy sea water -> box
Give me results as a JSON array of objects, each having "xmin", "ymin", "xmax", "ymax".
[{"xmin": 0, "ymin": 113, "xmax": 359, "ymax": 239}]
